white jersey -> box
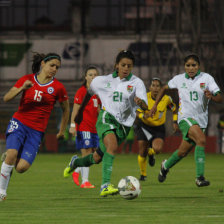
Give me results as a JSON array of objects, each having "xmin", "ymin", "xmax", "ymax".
[
  {"xmin": 89, "ymin": 72, "xmax": 147, "ymax": 127},
  {"xmin": 168, "ymin": 72, "xmax": 220, "ymax": 128}
]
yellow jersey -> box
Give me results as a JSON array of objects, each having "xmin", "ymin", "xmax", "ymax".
[{"xmin": 137, "ymin": 92, "xmax": 177, "ymax": 126}]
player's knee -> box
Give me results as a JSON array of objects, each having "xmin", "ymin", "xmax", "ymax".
[
  {"xmin": 94, "ymin": 149, "xmax": 104, "ymax": 164},
  {"xmin": 15, "ymin": 166, "xmax": 27, "ymax": 173},
  {"xmin": 196, "ymin": 137, "xmax": 206, "ymax": 147}
]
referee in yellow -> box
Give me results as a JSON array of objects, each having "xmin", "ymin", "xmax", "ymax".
[{"xmin": 134, "ymin": 77, "xmax": 178, "ymax": 181}]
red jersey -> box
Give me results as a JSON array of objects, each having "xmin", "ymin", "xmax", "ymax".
[
  {"xmin": 74, "ymin": 85, "xmax": 100, "ymax": 133},
  {"xmin": 13, "ymin": 74, "xmax": 68, "ymax": 132}
]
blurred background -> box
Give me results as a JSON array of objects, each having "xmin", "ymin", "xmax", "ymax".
[{"xmin": 0, "ymin": 0, "xmax": 223, "ymax": 153}]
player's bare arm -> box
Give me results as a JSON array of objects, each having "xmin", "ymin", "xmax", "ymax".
[
  {"xmin": 134, "ymin": 97, "xmax": 148, "ymax": 110},
  {"xmin": 69, "ymin": 103, "xmax": 80, "ymax": 136},
  {"xmin": 204, "ymin": 90, "xmax": 223, "ymax": 103},
  {"xmin": 3, "ymin": 80, "xmax": 33, "ymax": 102},
  {"xmin": 74, "ymin": 92, "xmax": 92, "ymax": 124},
  {"xmin": 57, "ymin": 99, "xmax": 70, "ymax": 139},
  {"xmin": 149, "ymin": 84, "xmax": 169, "ymax": 117}
]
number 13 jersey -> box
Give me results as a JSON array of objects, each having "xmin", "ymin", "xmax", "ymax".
[{"xmin": 168, "ymin": 72, "xmax": 220, "ymax": 128}]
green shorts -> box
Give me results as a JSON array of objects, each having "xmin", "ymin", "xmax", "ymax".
[
  {"xmin": 179, "ymin": 118, "xmax": 201, "ymax": 145},
  {"xmin": 96, "ymin": 110, "xmax": 130, "ymax": 153}
]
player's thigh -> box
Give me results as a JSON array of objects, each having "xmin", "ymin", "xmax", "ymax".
[
  {"xmin": 152, "ymin": 138, "xmax": 164, "ymax": 152},
  {"xmin": 188, "ymin": 125, "xmax": 206, "ymax": 146},
  {"xmin": 81, "ymin": 148, "xmax": 93, "ymax": 156},
  {"xmin": 4, "ymin": 149, "xmax": 18, "ymax": 165},
  {"xmin": 138, "ymin": 140, "xmax": 149, "ymax": 157},
  {"xmin": 15, "ymin": 159, "xmax": 31, "ymax": 173},
  {"xmin": 178, "ymin": 139, "xmax": 194, "ymax": 157}
]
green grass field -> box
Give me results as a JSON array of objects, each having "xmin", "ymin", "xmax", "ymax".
[{"xmin": 0, "ymin": 153, "xmax": 224, "ymax": 224}]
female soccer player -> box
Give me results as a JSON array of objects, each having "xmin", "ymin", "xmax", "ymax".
[
  {"xmin": 150, "ymin": 53, "xmax": 223, "ymax": 187},
  {"xmin": 0, "ymin": 53, "xmax": 70, "ymax": 201},
  {"xmin": 69, "ymin": 66, "xmax": 100, "ymax": 188},
  {"xmin": 135, "ymin": 77, "xmax": 178, "ymax": 181},
  {"xmin": 64, "ymin": 50, "xmax": 148, "ymax": 197}
]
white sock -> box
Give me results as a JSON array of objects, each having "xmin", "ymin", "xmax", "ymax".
[
  {"xmin": 0, "ymin": 162, "xmax": 14, "ymax": 195},
  {"xmin": 74, "ymin": 167, "xmax": 81, "ymax": 173},
  {"xmin": 81, "ymin": 167, "xmax": 89, "ymax": 184}
]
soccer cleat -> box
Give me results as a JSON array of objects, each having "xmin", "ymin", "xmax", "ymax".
[
  {"xmin": 63, "ymin": 155, "xmax": 78, "ymax": 178},
  {"xmin": 72, "ymin": 171, "xmax": 80, "ymax": 186},
  {"xmin": 0, "ymin": 194, "xmax": 6, "ymax": 201},
  {"xmin": 195, "ymin": 176, "xmax": 210, "ymax": 187},
  {"xmin": 158, "ymin": 160, "xmax": 169, "ymax": 182},
  {"xmin": 100, "ymin": 184, "xmax": 119, "ymax": 197},
  {"xmin": 80, "ymin": 181, "xmax": 95, "ymax": 188},
  {"xmin": 139, "ymin": 175, "xmax": 147, "ymax": 181},
  {"xmin": 148, "ymin": 154, "xmax": 155, "ymax": 167}
]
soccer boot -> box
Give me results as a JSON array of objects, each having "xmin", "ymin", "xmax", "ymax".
[
  {"xmin": 139, "ymin": 175, "xmax": 147, "ymax": 181},
  {"xmin": 80, "ymin": 181, "xmax": 95, "ymax": 188},
  {"xmin": 100, "ymin": 184, "xmax": 119, "ymax": 197},
  {"xmin": 63, "ymin": 155, "xmax": 78, "ymax": 178},
  {"xmin": 195, "ymin": 176, "xmax": 210, "ymax": 187},
  {"xmin": 158, "ymin": 160, "xmax": 169, "ymax": 182},
  {"xmin": 148, "ymin": 154, "xmax": 155, "ymax": 167},
  {"xmin": 0, "ymin": 194, "xmax": 6, "ymax": 202},
  {"xmin": 72, "ymin": 171, "xmax": 80, "ymax": 186}
]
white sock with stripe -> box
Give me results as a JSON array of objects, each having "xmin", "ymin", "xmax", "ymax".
[{"xmin": 0, "ymin": 162, "xmax": 14, "ymax": 195}]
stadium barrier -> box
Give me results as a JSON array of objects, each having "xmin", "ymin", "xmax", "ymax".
[{"xmin": 0, "ymin": 134, "xmax": 218, "ymax": 154}]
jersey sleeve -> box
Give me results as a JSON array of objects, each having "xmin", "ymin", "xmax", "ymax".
[
  {"xmin": 167, "ymin": 76, "xmax": 177, "ymax": 89},
  {"xmin": 135, "ymin": 79, "xmax": 148, "ymax": 106},
  {"xmin": 74, "ymin": 87, "xmax": 86, "ymax": 104},
  {"xmin": 89, "ymin": 76, "xmax": 101, "ymax": 96},
  {"xmin": 57, "ymin": 83, "xmax": 69, "ymax": 102},
  {"xmin": 14, "ymin": 75, "xmax": 30, "ymax": 88},
  {"xmin": 207, "ymin": 75, "xmax": 221, "ymax": 95}
]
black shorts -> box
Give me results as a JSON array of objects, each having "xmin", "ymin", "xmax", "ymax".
[{"xmin": 134, "ymin": 119, "xmax": 165, "ymax": 143}]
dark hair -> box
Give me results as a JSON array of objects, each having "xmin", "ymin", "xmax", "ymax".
[
  {"xmin": 81, "ymin": 65, "xmax": 99, "ymax": 86},
  {"xmin": 184, "ymin": 54, "xmax": 200, "ymax": 65},
  {"xmin": 32, "ymin": 52, "xmax": 61, "ymax": 73},
  {"xmin": 115, "ymin": 50, "xmax": 135, "ymax": 65},
  {"xmin": 150, "ymin": 77, "xmax": 162, "ymax": 86}
]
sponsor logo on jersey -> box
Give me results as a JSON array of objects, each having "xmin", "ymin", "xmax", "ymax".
[
  {"xmin": 200, "ymin": 83, "xmax": 206, "ymax": 90},
  {"xmin": 105, "ymin": 82, "xmax": 111, "ymax": 88},
  {"xmin": 127, "ymin": 85, "xmax": 133, "ymax": 92},
  {"xmin": 47, "ymin": 87, "xmax": 54, "ymax": 94}
]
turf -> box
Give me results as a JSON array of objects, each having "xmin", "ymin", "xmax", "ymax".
[{"xmin": 0, "ymin": 153, "xmax": 224, "ymax": 224}]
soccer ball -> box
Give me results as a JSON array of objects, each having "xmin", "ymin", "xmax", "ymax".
[{"xmin": 118, "ymin": 176, "xmax": 141, "ymax": 200}]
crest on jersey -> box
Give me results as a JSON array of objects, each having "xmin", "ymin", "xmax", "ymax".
[
  {"xmin": 47, "ymin": 87, "xmax": 54, "ymax": 94},
  {"xmin": 200, "ymin": 83, "xmax": 206, "ymax": 90},
  {"xmin": 127, "ymin": 85, "xmax": 133, "ymax": 92},
  {"xmin": 181, "ymin": 83, "xmax": 187, "ymax": 89}
]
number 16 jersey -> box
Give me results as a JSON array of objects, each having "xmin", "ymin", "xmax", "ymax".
[{"xmin": 13, "ymin": 73, "xmax": 68, "ymax": 132}]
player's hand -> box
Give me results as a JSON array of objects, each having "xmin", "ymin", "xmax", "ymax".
[
  {"xmin": 172, "ymin": 122, "xmax": 179, "ymax": 133},
  {"xmin": 69, "ymin": 127, "xmax": 77, "ymax": 137},
  {"xmin": 143, "ymin": 110, "xmax": 150, "ymax": 119},
  {"xmin": 204, "ymin": 89, "xmax": 212, "ymax": 100},
  {"xmin": 56, "ymin": 132, "xmax": 64, "ymax": 140},
  {"xmin": 148, "ymin": 104, "xmax": 157, "ymax": 117},
  {"xmin": 134, "ymin": 97, "xmax": 143, "ymax": 107},
  {"xmin": 22, "ymin": 80, "xmax": 33, "ymax": 90}
]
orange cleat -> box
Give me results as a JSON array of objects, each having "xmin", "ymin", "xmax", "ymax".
[
  {"xmin": 72, "ymin": 172, "xmax": 80, "ymax": 186},
  {"xmin": 80, "ymin": 181, "xmax": 95, "ymax": 188}
]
